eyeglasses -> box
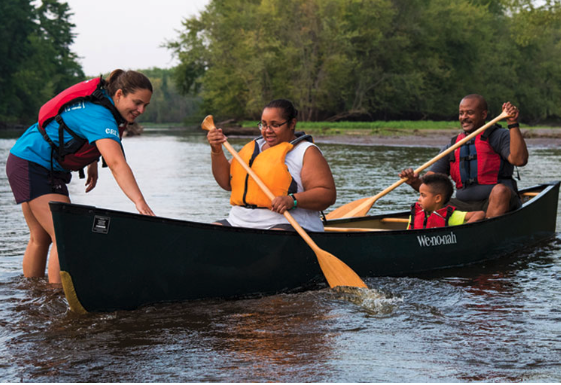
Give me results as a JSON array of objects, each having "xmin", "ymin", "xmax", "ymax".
[{"xmin": 258, "ymin": 120, "xmax": 288, "ymax": 131}]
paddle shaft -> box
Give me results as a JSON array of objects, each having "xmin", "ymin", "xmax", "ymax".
[
  {"xmin": 203, "ymin": 115, "xmax": 366, "ymax": 288},
  {"xmin": 222, "ymin": 143, "xmax": 321, "ymax": 251},
  {"xmin": 341, "ymin": 110, "xmax": 510, "ymax": 218}
]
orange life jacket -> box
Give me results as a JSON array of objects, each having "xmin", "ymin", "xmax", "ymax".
[{"xmin": 230, "ymin": 134, "xmax": 312, "ymax": 208}]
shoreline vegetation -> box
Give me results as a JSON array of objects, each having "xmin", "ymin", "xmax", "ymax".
[
  {"xmin": 137, "ymin": 120, "xmax": 561, "ymax": 148},
  {"xmin": 3, "ymin": 120, "xmax": 560, "ymax": 148},
  {"xmin": 136, "ymin": 119, "xmax": 561, "ymax": 132}
]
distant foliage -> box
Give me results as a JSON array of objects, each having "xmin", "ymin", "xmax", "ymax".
[
  {"xmin": 135, "ymin": 67, "xmax": 202, "ymax": 125},
  {"xmin": 168, "ymin": 0, "xmax": 561, "ymax": 124},
  {"xmin": 0, "ymin": 2, "xmax": 198, "ymax": 127},
  {"xmin": 0, "ymin": 0, "xmax": 84, "ymax": 125}
]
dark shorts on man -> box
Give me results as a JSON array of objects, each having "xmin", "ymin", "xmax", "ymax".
[
  {"xmin": 449, "ymin": 185, "xmax": 521, "ymax": 213},
  {"xmin": 6, "ymin": 153, "xmax": 71, "ymax": 204}
]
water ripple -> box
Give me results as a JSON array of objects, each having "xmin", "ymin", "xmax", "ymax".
[{"xmin": 0, "ymin": 133, "xmax": 560, "ymax": 382}]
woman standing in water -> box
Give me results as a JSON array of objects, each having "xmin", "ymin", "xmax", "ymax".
[{"xmin": 6, "ymin": 69, "xmax": 155, "ymax": 284}]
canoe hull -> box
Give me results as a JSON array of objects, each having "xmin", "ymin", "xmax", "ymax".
[
  {"xmin": 323, "ymin": 185, "xmax": 559, "ymax": 277},
  {"xmin": 54, "ymin": 210, "xmax": 322, "ymax": 312},
  {"xmin": 51, "ymin": 182, "xmax": 560, "ymax": 312}
]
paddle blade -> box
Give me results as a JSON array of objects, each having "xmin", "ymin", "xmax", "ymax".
[
  {"xmin": 201, "ymin": 115, "xmax": 216, "ymax": 131},
  {"xmin": 325, "ymin": 196, "xmax": 374, "ymax": 220},
  {"xmin": 316, "ymin": 248, "xmax": 368, "ymax": 288}
]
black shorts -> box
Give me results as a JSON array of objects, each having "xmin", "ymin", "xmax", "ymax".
[
  {"xmin": 6, "ymin": 153, "xmax": 72, "ymax": 204},
  {"xmin": 450, "ymin": 186, "xmax": 521, "ymax": 213}
]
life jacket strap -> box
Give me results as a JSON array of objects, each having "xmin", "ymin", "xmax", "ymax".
[
  {"xmin": 444, "ymin": 205, "xmax": 455, "ymax": 227},
  {"xmin": 409, "ymin": 203, "xmax": 416, "ymax": 229},
  {"xmin": 459, "ymin": 153, "xmax": 477, "ymax": 161},
  {"xmin": 236, "ymin": 204, "xmax": 268, "ymax": 209}
]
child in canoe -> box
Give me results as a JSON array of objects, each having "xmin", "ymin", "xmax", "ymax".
[{"xmin": 408, "ymin": 173, "xmax": 485, "ymax": 229}]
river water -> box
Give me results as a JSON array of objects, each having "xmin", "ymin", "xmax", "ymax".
[{"xmin": 0, "ymin": 129, "xmax": 560, "ymax": 382}]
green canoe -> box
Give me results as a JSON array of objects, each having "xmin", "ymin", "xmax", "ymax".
[{"xmin": 50, "ymin": 181, "xmax": 559, "ymax": 313}]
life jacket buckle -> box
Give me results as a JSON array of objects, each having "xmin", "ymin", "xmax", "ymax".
[
  {"xmin": 464, "ymin": 177, "xmax": 478, "ymax": 186},
  {"xmin": 91, "ymin": 89, "xmax": 105, "ymax": 101}
]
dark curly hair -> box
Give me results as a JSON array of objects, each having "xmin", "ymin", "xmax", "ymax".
[
  {"xmin": 264, "ymin": 99, "xmax": 298, "ymax": 122},
  {"xmin": 420, "ymin": 173, "xmax": 454, "ymax": 204}
]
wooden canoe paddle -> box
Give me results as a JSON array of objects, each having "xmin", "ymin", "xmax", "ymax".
[
  {"xmin": 325, "ymin": 110, "xmax": 511, "ymax": 220},
  {"xmin": 202, "ymin": 115, "xmax": 367, "ymax": 289}
]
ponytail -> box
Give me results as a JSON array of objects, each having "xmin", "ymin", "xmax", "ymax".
[{"xmin": 105, "ymin": 69, "xmax": 153, "ymax": 97}]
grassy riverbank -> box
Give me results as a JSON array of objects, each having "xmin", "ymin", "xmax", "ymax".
[
  {"xmin": 240, "ymin": 120, "xmax": 561, "ymax": 136},
  {"xmin": 240, "ymin": 120, "xmax": 459, "ymax": 136},
  {"xmin": 139, "ymin": 120, "xmax": 561, "ymax": 139}
]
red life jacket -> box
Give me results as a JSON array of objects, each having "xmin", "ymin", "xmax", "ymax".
[
  {"xmin": 408, "ymin": 202, "xmax": 456, "ymax": 229},
  {"xmin": 37, "ymin": 76, "xmax": 126, "ymax": 172},
  {"xmin": 449, "ymin": 125, "xmax": 505, "ymax": 189}
]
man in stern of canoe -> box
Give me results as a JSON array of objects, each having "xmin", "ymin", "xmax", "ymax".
[
  {"xmin": 206, "ymin": 99, "xmax": 336, "ymax": 231},
  {"xmin": 399, "ymin": 95, "xmax": 528, "ymax": 219},
  {"xmin": 407, "ymin": 173, "xmax": 485, "ymax": 229}
]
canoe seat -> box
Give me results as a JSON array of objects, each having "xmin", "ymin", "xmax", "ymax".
[
  {"xmin": 324, "ymin": 217, "xmax": 410, "ymax": 232},
  {"xmin": 324, "ymin": 227, "xmax": 385, "ymax": 232},
  {"xmin": 381, "ymin": 218, "xmax": 409, "ymax": 223},
  {"xmin": 520, "ymin": 191, "xmax": 539, "ymax": 203}
]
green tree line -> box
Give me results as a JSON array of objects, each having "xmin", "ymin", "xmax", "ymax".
[
  {"xmin": 135, "ymin": 68, "xmax": 202, "ymax": 125},
  {"xmin": 0, "ymin": 0, "xmax": 84, "ymax": 126},
  {"xmin": 4, "ymin": 0, "xmax": 561, "ymax": 126},
  {"xmin": 167, "ymin": 0, "xmax": 561, "ymax": 124},
  {"xmin": 0, "ymin": 1, "xmax": 196, "ymax": 127},
  {"xmin": 93, "ymin": 68, "xmax": 201, "ymax": 126}
]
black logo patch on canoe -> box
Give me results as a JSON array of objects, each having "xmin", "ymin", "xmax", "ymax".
[{"xmin": 92, "ymin": 216, "xmax": 110, "ymax": 234}]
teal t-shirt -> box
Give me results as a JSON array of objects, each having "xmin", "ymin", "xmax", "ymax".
[{"xmin": 10, "ymin": 94, "xmax": 121, "ymax": 171}]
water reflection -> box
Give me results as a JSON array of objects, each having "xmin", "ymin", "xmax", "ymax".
[{"xmin": 0, "ymin": 131, "xmax": 560, "ymax": 382}]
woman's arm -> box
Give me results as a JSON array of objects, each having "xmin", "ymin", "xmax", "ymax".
[
  {"xmin": 96, "ymin": 138, "xmax": 154, "ymax": 216},
  {"xmin": 85, "ymin": 160, "xmax": 99, "ymax": 193},
  {"xmin": 271, "ymin": 146, "xmax": 336, "ymax": 213}
]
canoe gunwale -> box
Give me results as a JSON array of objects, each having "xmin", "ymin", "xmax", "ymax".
[
  {"xmin": 49, "ymin": 182, "xmax": 559, "ymax": 236},
  {"xmin": 50, "ymin": 181, "xmax": 560, "ymax": 313},
  {"xmin": 322, "ymin": 181, "xmax": 559, "ymax": 233}
]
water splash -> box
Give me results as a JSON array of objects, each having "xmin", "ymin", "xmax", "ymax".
[{"xmin": 327, "ymin": 285, "xmax": 403, "ymax": 315}]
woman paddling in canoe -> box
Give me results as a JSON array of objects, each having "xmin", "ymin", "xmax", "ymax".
[
  {"xmin": 6, "ymin": 69, "xmax": 155, "ymax": 284},
  {"xmin": 206, "ymin": 99, "xmax": 336, "ymax": 231}
]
